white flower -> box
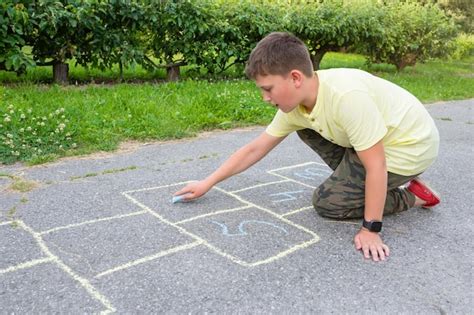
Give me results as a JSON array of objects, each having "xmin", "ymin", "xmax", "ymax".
[
  {"xmin": 19, "ymin": 128, "xmax": 24, "ymax": 132},
  {"xmin": 72, "ymin": 143, "xmax": 77, "ymax": 148},
  {"xmin": 58, "ymin": 123, "xmax": 66, "ymax": 129},
  {"xmin": 40, "ymin": 122, "xmax": 45, "ymax": 126},
  {"xmin": 37, "ymin": 149, "xmax": 42, "ymax": 153},
  {"xmin": 7, "ymin": 133, "xmax": 13, "ymax": 138},
  {"xmin": 26, "ymin": 126, "xmax": 32, "ymax": 131},
  {"xmin": 7, "ymin": 104, "xmax": 14, "ymax": 110},
  {"xmin": 20, "ymin": 114, "xmax": 26, "ymax": 119},
  {"xmin": 9, "ymin": 110, "xmax": 14, "ymax": 114},
  {"xmin": 4, "ymin": 117, "xmax": 11, "ymax": 122},
  {"xmin": 27, "ymin": 108, "xmax": 32, "ymax": 114}
]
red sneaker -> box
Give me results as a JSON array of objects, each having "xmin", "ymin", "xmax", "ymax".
[{"xmin": 407, "ymin": 178, "xmax": 441, "ymax": 208}]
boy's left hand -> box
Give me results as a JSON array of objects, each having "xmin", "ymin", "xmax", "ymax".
[{"xmin": 354, "ymin": 229, "xmax": 390, "ymax": 262}]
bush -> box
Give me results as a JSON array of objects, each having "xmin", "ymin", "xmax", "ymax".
[
  {"xmin": 363, "ymin": 2, "xmax": 458, "ymax": 71},
  {"xmin": 449, "ymin": 33, "xmax": 474, "ymax": 60}
]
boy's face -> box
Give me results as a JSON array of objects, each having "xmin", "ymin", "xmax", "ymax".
[{"xmin": 255, "ymin": 73, "xmax": 300, "ymax": 113}]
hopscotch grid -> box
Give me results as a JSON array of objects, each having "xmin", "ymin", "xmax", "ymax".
[
  {"xmin": 122, "ymin": 191, "xmax": 256, "ymax": 268},
  {"xmin": 10, "ymin": 220, "xmax": 116, "ymax": 314},
  {"xmin": 120, "ymin": 176, "xmax": 321, "ymax": 268},
  {"xmin": 229, "ymin": 179, "xmax": 290, "ymax": 193},
  {"xmin": 39, "ymin": 210, "xmax": 148, "ymax": 235}
]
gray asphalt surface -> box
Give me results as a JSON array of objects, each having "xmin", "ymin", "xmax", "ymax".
[{"xmin": 1, "ymin": 99, "xmax": 473, "ymax": 314}]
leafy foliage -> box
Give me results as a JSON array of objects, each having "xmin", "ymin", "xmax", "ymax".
[
  {"xmin": 362, "ymin": 1, "xmax": 458, "ymax": 71},
  {"xmin": 0, "ymin": 1, "xmax": 34, "ymax": 73}
]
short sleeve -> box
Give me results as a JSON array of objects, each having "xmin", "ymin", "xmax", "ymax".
[
  {"xmin": 337, "ymin": 91, "xmax": 387, "ymax": 151},
  {"xmin": 265, "ymin": 110, "xmax": 299, "ymax": 138}
]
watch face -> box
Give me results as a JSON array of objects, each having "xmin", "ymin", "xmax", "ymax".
[
  {"xmin": 371, "ymin": 221, "xmax": 382, "ymax": 232},
  {"xmin": 363, "ymin": 220, "xmax": 382, "ymax": 232}
]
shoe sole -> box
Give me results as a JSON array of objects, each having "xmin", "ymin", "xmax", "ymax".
[{"xmin": 412, "ymin": 178, "xmax": 441, "ymax": 209}]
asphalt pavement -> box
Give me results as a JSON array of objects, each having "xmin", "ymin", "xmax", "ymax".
[{"xmin": 0, "ymin": 99, "xmax": 473, "ymax": 313}]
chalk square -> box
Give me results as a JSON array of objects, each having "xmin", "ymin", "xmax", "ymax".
[
  {"xmin": 233, "ymin": 181, "xmax": 314, "ymax": 215},
  {"xmin": 42, "ymin": 213, "xmax": 193, "ymax": 278},
  {"xmin": 179, "ymin": 207, "xmax": 318, "ymax": 266},
  {"xmin": 269, "ymin": 162, "xmax": 332, "ymax": 188},
  {"xmin": 0, "ymin": 262, "xmax": 106, "ymax": 313},
  {"xmin": 0, "ymin": 224, "xmax": 45, "ymax": 270},
  {"xmin": 124, "ymin": 182, "xmax": 246, "ymax": 223}
]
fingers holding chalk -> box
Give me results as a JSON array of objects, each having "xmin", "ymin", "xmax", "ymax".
[{"xmin": 172, "ymin": 193, "xmax": 192, "ymax": 204}]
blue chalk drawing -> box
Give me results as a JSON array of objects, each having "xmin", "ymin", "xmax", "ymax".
[
  {"xmin": 294, "ymin": 167, "xmax": 331, "ymax": 180},
  {"xmin": 269, "ymin": 190, "xmax": 304, "ymax": 203},
  {"xmin": 210, "ymin": 220, "xmax": 289, "ymax": 237}
]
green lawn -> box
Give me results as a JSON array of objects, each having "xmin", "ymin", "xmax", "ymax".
[{"xmin": 1, "ymin": 53, "xmax": 473, "ymax": 165}]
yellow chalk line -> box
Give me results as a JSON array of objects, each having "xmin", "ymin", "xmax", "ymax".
[
  {"xmin": 0, "ymin": 257, "xmax": 54, "ymax": 275},
  {"xmin": 39, "ymin": 210, "xmax": 147, "ymax": 235},
  {"xmin": 16, "ymin": 220, "xmax": 116, "ymax": 314},
  {"xmin": 266, "ymin": 171, "xmax": 317, "ymax": 189},
  {"xmin": 122, "ymin": 180, "xmax": 195, "ymax": 194},
  {"xmin": 95, "ymin": 241, "xmax": 203, "ymax": 279},
  {"xmin": 229, "ymin": 179, "xmax": 290, "ymax": 193},
  {"xmin": 174, "ymin": 205, "xmax": 252, "ymax": 225},
  {"xmin": 282, "ymin": 206, "xmax": 314, "ymax": 217},
  {"xmin": 267, "ymin": 161, "xmax": 326, "ymax": 172}
]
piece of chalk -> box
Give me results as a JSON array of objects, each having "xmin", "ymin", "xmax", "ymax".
[{"xmin": 172, "ymin": 195, "xmax": 185, "ymax": 204}]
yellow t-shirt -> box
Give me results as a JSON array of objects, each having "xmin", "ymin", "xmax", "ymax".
[{"xmin": 266, "ymin": 68, "xmax": 439, "ymax": 176}]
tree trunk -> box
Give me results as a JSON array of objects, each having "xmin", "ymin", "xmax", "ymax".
[
  {"xmin": 311, "ymin": 51, "xmax": 327, "ymax": 71},
  {"xmin": 166, "ymin": 65, "xmax": 180, "ymax": 81},
  {"xmin": 53, "ymin": 62, "xmax": 69, "ymax": 84}
]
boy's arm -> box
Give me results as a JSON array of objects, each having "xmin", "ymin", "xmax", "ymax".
[
  {"xmin": 354, "ymin": 140, "xmax": 390, "ymax": 261},
  {"xmin": 175, "ymin": 131, "xmax": 286, "ymax": 200}
]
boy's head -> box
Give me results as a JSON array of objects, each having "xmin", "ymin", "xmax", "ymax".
[{"xmin": 245, "ymin": 32, "xmax": 313, "ymax": 80}]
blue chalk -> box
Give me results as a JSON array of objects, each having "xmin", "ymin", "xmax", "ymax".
[{"xmin": 172, "ymin": 195, "xmax": 185, "ymax": 204}]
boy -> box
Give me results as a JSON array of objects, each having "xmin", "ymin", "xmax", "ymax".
[{"xmin": 174, "ymin": 32, "xmax": 440, "ymax": 262}]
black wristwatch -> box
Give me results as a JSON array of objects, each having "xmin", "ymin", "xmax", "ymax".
[{"xmin": 362, "ymin": 219, "xmax": 382, "ymax": 232}]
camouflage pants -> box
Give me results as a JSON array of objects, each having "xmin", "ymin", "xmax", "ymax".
[{"xmin": 297, "ymin": 129, "xmax": 417, "ymax": 219}]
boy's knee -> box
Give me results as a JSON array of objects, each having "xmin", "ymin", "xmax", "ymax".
[
  {"xmin": 312, "ymin": 187, "xmax": 342, "ymax": 219},
  {"xmin": 312, "ymin": 187, "xmax": 363, "ymax": 220}
]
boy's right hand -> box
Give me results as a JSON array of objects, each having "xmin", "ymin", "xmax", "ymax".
[{"xmin": 174, "ymin": 180, "xmax": 212, "ymax": 201}]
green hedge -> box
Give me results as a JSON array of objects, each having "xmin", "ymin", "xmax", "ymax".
[{"xmin": 0, "ymin": 0, "xmax": 460, "ymax": 83}]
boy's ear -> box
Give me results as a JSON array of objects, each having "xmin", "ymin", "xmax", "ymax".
[{"xmin": 289, "ymin": 70, "xmax": 304, "ymax": 87}]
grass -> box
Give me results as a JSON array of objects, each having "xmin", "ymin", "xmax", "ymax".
[{"xmin": 1, "ymin": 52, "xmax": 473, "ymax": 165}]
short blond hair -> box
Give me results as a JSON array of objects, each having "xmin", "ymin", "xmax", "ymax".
[{"xmin": 245, "ymin": 32, "xmax": 314, "ymax": 79}]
